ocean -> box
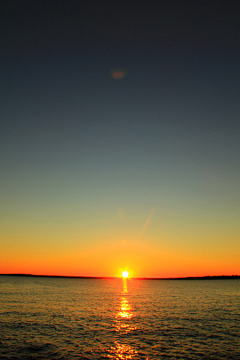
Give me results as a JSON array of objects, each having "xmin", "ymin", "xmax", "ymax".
[{"xmin": 0, "ymin": 276, "xmax": 239, "ymax": 359}]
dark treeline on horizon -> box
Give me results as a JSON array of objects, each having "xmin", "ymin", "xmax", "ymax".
[{"xmin": 1, "ymin": 274, "xmax": 240, "ymax": 280}]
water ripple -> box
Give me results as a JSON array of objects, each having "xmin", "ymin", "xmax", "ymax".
[{"xmin": 0, "ymin": 277, "xmax": 239, "ymax": 359}]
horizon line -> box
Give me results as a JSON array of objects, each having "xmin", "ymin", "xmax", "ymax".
[{"xmin": 0, "ymin": 274, "xmax": 239, "ymax": 280}]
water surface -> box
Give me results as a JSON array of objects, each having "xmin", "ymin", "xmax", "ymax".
[{"xmin": 0, "ymin": 276, "xmax": 239, "ymax": 359}]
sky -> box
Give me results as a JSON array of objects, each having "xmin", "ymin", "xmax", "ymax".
[{"xmin": 1, "ymin": 0, "xmax": 239, "ymax": 277}]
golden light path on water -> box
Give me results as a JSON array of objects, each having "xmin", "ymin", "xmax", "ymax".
[{"xmin": 108, "ymin": 278, "xmax": 140, "ymax": 359}]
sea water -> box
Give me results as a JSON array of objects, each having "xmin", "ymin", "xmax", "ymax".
[{"xmin": 0, "ymin": 276, "xmax": 239, "ymax": 359}]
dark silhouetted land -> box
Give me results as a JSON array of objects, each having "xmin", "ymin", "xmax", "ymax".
[{"xmin": 0, "ymin": 274, "xmax": 239, "ymax": 280}]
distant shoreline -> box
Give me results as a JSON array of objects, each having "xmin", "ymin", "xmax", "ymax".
[{"xmin": 0, "ymin": 274, "xmax": 239, "ymax": 280}]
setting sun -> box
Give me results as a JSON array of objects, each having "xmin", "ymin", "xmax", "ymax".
[{"xmin": 122, "ymin": 270, "xmax": 129, "ymax": 278}]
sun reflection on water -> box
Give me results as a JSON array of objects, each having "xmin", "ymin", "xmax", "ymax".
[
  {"xmin": 116, "ymin": 278, "xmax": 133, "ymax": 321},
  {"xmin": 117, "ymin": 297, "xmax": 132, "ymax": 319},
  {"xmin": 108, "ymin": 278, "xmax": 138, "ymax": 359},
  {"xmin": 108, "ymin": 342, "xmax": 138, "ymax": 360}
]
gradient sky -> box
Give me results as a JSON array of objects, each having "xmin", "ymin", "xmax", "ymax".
[{"xmin": 1, "ymin": 0, "xmax": 239, "ymax": 277}]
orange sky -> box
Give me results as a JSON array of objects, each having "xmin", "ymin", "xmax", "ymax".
[{"xmin": 1, "ymin": 222, "xmax": 239, "ymax": 277}]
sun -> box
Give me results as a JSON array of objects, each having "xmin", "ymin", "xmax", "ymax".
[{"xmin": 122, "ymin": 270, "xmax": 129, "ymax": 278}]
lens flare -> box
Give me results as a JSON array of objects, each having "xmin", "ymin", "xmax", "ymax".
[{"xmin": 110, "ymin": 68, "xmax": 126, "ymax": 79}]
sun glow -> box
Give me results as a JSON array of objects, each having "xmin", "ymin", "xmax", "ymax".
[{"xmin": 122, "ymin": 270, "xmax": 129, "ymax": 278}]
